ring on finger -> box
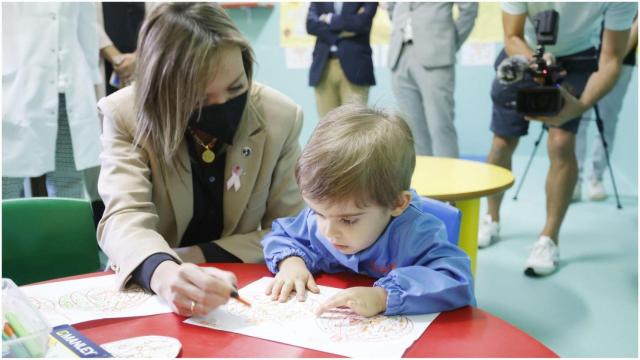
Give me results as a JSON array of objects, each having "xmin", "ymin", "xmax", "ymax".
[{"xmin": 190, "ymin": 300, "xmax": 197, "ymax": 314}]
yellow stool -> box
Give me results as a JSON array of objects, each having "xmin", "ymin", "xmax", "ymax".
[{"xmin": 411, "ymin": 156, "xmax": 514, "ymax": 275}]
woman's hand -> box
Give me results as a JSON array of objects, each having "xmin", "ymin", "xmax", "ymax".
[
  {"xmin": 265, "ymin": 256, "xmax": 319, "ymax": 302},
  {"xmin": 315, "ymin": 286, "xmax": 387, "ymax": 317},
  {"xmin": 150, "ymin": 261, "xmax": 237, "ymax": 317},
  {"xmin": 113, "ymin": 52, "xmax": 137, "ymax": 84}
]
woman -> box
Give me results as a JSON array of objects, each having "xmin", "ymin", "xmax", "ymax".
[{"xmin": 97, "ymin": 3, "xmax": 304, "ymax": 316}]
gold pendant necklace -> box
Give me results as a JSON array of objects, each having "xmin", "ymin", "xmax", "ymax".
[
  {"xmin": 189, "ymin": 128, "xmax": 217, "ymax": 164},
  {"xmin": 201, "ymin": 148, "xmax": 215, "ymax": 163}
]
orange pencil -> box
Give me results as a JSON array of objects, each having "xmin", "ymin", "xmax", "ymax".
[
  {"xmin": 3, "ymin": 322, "xmax": 16, "ymax": 338},
  {"xmin": 230, "ymin": 290, "xmax": 252, "ymax": 307}
]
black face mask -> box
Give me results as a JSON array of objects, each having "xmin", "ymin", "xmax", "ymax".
[{"xmin": 189, "ymin": 91, "xmax": 248, "ymax": 145}]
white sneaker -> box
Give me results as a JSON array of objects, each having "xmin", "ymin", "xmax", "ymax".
[
  {"xmin": 587, "ymin": 179, "xmax": 607, "ymax": 201},
  {"xmin": 478, "ymin": 214, "xmax": 499, "ymax": 248},
  {"xmin": 571, "ymin": 179, "xmax": 582, "ymax": 202},
  {"xmin": 524, "ymin": 236, "xmax": 559, "ymax": 276}
]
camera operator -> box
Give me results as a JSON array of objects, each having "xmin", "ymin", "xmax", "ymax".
[
  {"xmin": 575, "ymin": 15, "xmax": 638, "ymax": 201},
  {"xmin": 478, "ymin": 2, "xmax": 636, "ymax": 277}
]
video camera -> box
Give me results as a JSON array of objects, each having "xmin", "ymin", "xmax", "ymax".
[{"xmin": 497, "ymin": 10, "xmax": 565, "ymax": 116}]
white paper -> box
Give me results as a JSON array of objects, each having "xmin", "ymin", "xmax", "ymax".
[
  {"xmin": 184, "ymin": 277, "xmax": 439, "ymax": 358},
  {"xmin": 284, "ymin": 47, "xmax": 312, "ymax": 69},
  {"xmin": 101, "ymin": 336, "xmax": 181, "ymax": 358},
  {"xmin": 20, "ymin": 275, "xmax": 172, "ymax": 327},
  {"xmin": 460, "ymin": 42, "xmax": 496, "ymax": 66}
]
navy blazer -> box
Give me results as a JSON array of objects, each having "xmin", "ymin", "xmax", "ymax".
[{"xmin": 306, "ymin": 2, "xmax": 377, "ymax": 87}]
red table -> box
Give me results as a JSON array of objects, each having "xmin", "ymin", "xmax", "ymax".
[{"xmin": 44, "ymin": 264, "xmax": 557, "ymax": 357}]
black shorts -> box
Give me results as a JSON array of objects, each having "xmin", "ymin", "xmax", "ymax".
[{"xmin": 490, "ymin": 48, "xmax": 597, "ymax": 137}]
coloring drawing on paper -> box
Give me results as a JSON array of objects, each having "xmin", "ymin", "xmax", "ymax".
[
  {"xmin": 228, "ymin": 293, "xmax": 320, "ymax": 324},
  {"xmin": 30, "ymin": 285, "xmax": 150, "ymax": 314},
  {"xmin": 101, "ymin": 336, "xmax": 182, "ymax": 358},
  {"xmin": 28, "ymin": 296, "xmax": 73, "ymax": 324},
  {"xmin": 58, "ymin": 287, "xmax": 148, "ymax": 312},
  {"xmin": 28, "ymin": 296, "xmax": 58, "ymax": 312},
  {"xmin": 185, "ymin": 277, "xmax": 439, "ymax": 358},
  {"xmin": 188, "ymin": 292, "xmax": 321, "ymax": 330},
  {"xmin": 193, "ymin": 292, "xmax": 413, "ymax": 342},
  {"xmin": 315, "ymin": 307, "xmax": 414, "ymax": 342},
  {"xmin": 20, "ymin": 274, "xmax": 172, "ymax": 327}
]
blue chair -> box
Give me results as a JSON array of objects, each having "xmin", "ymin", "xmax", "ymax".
[{"xmin": 420, "ymin": 197, "xmax": 462, "ymax": 246}]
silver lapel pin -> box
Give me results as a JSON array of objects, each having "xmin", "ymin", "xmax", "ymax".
[{"xmin": 242, "ymin": 147, "xmax": 252, "ymax": 157}]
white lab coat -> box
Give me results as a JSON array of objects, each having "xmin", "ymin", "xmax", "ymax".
[{"xmin": 2, "ymin": 3, "xmax": 103, "ymax": 177}]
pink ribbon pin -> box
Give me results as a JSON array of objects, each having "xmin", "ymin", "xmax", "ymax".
[{"xmin": 226, "ymin": 165, "xmax": 242, "ymax": 192}]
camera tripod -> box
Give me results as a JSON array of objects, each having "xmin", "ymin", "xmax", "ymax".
[{"xmin": 511, "ymin": 104, "xmax": 623, "ymax": 209}]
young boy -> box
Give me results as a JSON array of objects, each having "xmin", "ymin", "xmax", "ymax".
[{"xmin": 261, "ymin": 105, "xmax": 475, "ymax": 317}]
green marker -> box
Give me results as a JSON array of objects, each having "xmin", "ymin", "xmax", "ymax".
[{"xmin": 5, "ymin": 312, "xmax": 44, "ymax": 357}]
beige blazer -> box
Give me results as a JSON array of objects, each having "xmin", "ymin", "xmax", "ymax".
[{"xmin": 96, "ymin": 83, "xmax": 305, "ymax": 288}]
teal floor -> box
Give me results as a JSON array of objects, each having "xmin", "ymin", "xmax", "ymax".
[{"xmin": 474, "ymin": 155, "xmax": 638, "ymax": 357}]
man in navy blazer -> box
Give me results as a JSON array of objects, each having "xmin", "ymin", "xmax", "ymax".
[{"xmin": 307, "ymin": 2, "xmax": 378, "ymax": 117}]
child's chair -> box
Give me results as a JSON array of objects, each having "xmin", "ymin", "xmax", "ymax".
[
  {"xmin": 2, "ymin": 198, "xmax": 101, "ymax": 285},
  {"xmin": 419, "ymin": 197, "xmax": 462, "ymax": 246}
]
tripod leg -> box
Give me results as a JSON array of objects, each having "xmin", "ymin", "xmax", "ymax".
[
  {"xmin": 513, "ymin": 125, "xmax": 546, "ymax": 200},
  {"xmin": 594, "ymin": 105, "xmax": 623, "ymax": 209}
]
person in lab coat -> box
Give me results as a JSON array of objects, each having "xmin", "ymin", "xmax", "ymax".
[{"xmin": 2, "ymin": 3, "xmax": 103, "ymax": 215}]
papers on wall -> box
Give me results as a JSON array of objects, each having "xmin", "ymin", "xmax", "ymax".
[
  {"xmin": 20, "ymin": 275, "xmax": 172, "ymax": 327},
  {"xmin": 460, "ymin": 42, "xmax": 497, "ymax": 66},
  {"xmin": 185, "ymin": 277, "xmax": 439, "ymax": 358},
  {"xmin": 284, "ymin": 47, "xmax": 313, "ymax": 69}
]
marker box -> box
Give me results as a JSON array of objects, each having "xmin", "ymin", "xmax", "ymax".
[{"xmin": 2, "ymin": 278, "xmax": 51, "ymax": 357}]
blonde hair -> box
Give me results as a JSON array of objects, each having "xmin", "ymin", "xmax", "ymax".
[
  {"xmin": 133, "ymin": 2, "xmax": 255, "ymax": 167},
  {"xmin": 295, "ymin": 104, "xmax": 416, "ymax": 208}
]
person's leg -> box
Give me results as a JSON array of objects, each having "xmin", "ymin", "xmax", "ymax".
[
  {"xmin": 484, "ymin": 76, "xmax": 529, "ymax": 222},
  {"xmin": 2, "ymin": 177, "xmax": 25, "ymax": 199},
  {"xmin": 83, "ymin": 165, "xmax": 104, "ymax": 226},
  {"xmin": 523, "ymin": 57, "xmax": 594, "ymax": 275},
  {"xmin": 338, "ymin": 71, "xmax": 369, "ymax": 107},
  {"xmin": 478, "ymin": 134, "xmax": 518, "ymax": 249},
  {"xmin": 47, "ymin": 94, "xmax": 84, "ymax": 198},
  {"xmin": 574, "ymin": 117, "xmax": 589, "ymax": 181},
  {"xmin": 314, "ymin": 60, "xmax": 342, "ymax": 118},
  {"xmin": 542, "ymin": 127, "xmax": 577, "ymax": 243},
  {"xmin": 30, "ymin": 175, "xmax": 49, "ymax": 197},
  {"xmin": 486, "ymin": 135, "xmax": 519, "ymax": 222},
  {"xmin": 415, "ymin": 65, "xmax": 458, "ymax": 158},
  {"xmin": 590, "ymin": 65, "xmax": 634, "ymax": 181},
  {"xmin": 572, "ymin": 115, "xmax": 591, "ymax": 201},
  {"xmin": 392, "ymin": 45, "xmax": 433, "ymax": 155},
  {"xmin": 478, "ymin": 73, "xmax": 531, "ymax": 248}
]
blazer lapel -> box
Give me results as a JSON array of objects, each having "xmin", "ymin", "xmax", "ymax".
[
  {"xmin": 163, "ymin": 139, "xmax": 193, "ymax": 246},
  {"xmin": 342, "ymin": 2, "xmax": 359, "ymax": 14},
  {"xmin": 326, "ymin": 2, "xmax": 337, "ymax": 14},
  {"xmin": 222, "ymin": 95, "xmax": 266, "ymax": 236}
]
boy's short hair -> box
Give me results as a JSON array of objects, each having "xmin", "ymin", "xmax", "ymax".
[{"xmin": 295, "ymin": 104, "xmax": 415, "ymax": 208}]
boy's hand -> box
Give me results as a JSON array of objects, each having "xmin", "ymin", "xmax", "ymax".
[
  {"xmin": 315, "ymin": 286, "xmax": 387, "ymax": 317},
  {"xmin": 265, "ymin": 256, "xmax": 319, "ymax": 302}
]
